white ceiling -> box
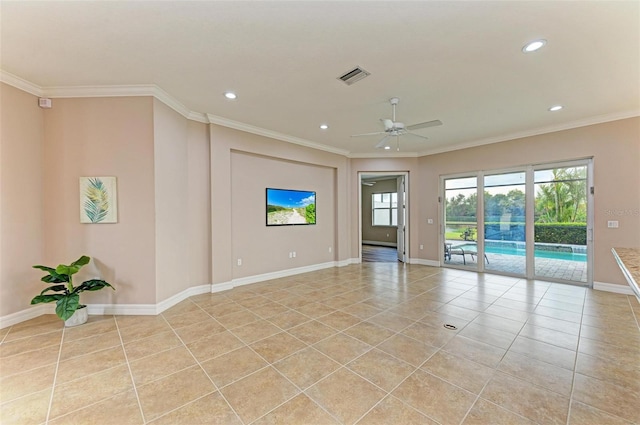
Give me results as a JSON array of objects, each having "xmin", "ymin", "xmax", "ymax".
[{"xmin": 2, "ymin": 1, "xmax": 639, "ymax": 157}]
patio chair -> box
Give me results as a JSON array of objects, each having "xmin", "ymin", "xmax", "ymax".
[{"xmin": 444, "ymin": 243, "xmax": 466, "ymax": 265}]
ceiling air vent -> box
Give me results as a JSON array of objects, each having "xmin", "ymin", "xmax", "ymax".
[{"xmin": 338, "ymin": 66, "xmax": 370, "ymax": 85}]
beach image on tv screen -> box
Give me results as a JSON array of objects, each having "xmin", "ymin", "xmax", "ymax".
[{"xmin": 267, "ymin": 189, "xmax": 316, "ymax": 225}]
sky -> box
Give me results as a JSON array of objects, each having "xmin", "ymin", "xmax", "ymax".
[{"xmin": 267, "ymin": 189, "xmax": 315, "ymax": 208}]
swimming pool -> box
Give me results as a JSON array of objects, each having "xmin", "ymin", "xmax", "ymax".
[{"xmin": 456, "ymin": 243, "xmax": 587, "ymax": 262}]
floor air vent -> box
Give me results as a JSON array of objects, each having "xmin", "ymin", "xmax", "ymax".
[{"xmin": 338, "ymin": 66, "xmax": 371, "ymax": 85}]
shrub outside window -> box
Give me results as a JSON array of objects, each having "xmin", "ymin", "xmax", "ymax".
[{"xmin": 372, "ymin": 192, "xmax": 397, "ymax": 226}]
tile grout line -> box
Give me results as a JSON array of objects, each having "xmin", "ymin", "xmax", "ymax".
[
  {"xmin": 159, "ymin": 306, "xmax": 245, "ymax": 425},
  {"xmin": 566, "ymin": 284, "xmax": 588, "ymax": 425},
  {"xmin": 458, "ymin": 281, "xmax": 553, "ymax": 425},
  {"xmin": 43, "ymin": 324, "xmax": 66, "ymax": 425},
  {"xmin": 114, "ymin": 315, "xmax": 147, "ymax": 424}
]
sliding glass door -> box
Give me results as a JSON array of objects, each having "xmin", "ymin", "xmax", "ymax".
[
  {"xmin": 441, "ymin": 160, "xmax": 592, "ymax": 286},
  {"xmin": 534, "ymin": 165, "xmax": 588, "ymax": 283},
  {"xmin": 443, "ymin": 177, "xmax": 478, "ymax": 270},
  {"xmin": 483, "ymin": 172, "xmax": 526, "ymax": 275}
]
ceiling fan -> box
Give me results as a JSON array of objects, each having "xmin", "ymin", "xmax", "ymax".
[{"xmin": 351, "ymin": 97, "xmax": 442, "ymax": 150}]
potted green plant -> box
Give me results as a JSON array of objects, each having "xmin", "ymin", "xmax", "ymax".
[{"xmin": 30, "ymin": 255, "xmax": 114, "ymax": 326}]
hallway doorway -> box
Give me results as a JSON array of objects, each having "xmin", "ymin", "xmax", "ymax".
[{"xmin": 359, "ymin": 172, "xmax": 409, "ymax": 263}]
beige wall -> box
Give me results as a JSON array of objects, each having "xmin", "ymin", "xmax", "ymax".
[
  {"xmin": 417, "ymin": 117, "xmax": 640, "ymax": 286},
  {"xmin": 153, "ymin": 99, "xmax": 190, "ymax": 302},
  {"xmin": 42, "ymin": 96, "xmax": 157, "ymax": 305},
  {"xmin": 154, "ymin": 101, "xmax": 211, "ymax": 299},
  {"xmin": 362, "ymin": 179, "xmax": 399, "ymax": 245},
  {"xmin": 187, "ymin": 120, "xmax": 212, "ymax": 287},
  {"xmin": 1, "ymin": 91, "xmax": 213, "ymax": 319},
  {"xmin": 231, "ymin": 151, "xmax": 335, "ymax": 277},
  {"xmin": 0, "ymin": 84, "xmax": 45, "ymax": 317},
  {"xmin": 2, "ymin": 81, "xmax": 637, "ymax": 322},
  {"xmin": 210, "ymin": 125, "xmax": 350, "ymax": 285}
]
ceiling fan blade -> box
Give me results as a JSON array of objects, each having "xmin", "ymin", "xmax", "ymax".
[
  {"xmin": 404, "ymin": 131, "xmax": 428, "ymax": 140},
  {"xmin": 380, "ymin": 118, "xmax": 394, "ymax": 130},
  {"xmin": 351, "ymin": 131, "xmax": 387, "ymax": 137},
  {"xmin": 375, "ymin": 135, "xmax": 391, "ymax": 149},
  {"xmin": 406, "ymin": 119, "xmax": 443, "ymax": 131}
]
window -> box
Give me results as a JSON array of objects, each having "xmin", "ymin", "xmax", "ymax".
[{"xmin": 372, "ymin": 192, "xmax": 397, "ymax": 226}]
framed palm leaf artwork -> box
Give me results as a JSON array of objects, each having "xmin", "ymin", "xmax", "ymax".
[{"xmin": 79, "ymin": 177, "xmax": 118, "ymax": 223}]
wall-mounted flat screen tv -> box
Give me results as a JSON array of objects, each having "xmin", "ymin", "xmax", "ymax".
[{"xmin": 266, "ymin": 188, "xmax": 316, "ymax": 226}]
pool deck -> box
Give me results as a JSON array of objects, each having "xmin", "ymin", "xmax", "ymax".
[{"xmin": 444, "ymin": 242, "xmax": 587, "ymax": 283}]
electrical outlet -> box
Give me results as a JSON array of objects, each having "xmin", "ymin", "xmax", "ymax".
[
  {"xmin": 427, "ymin": 218, "xmax": 434, "ymax": 224},
  {"xmin": 237, "ymin": 258, "xmax": 242, "ymax": 266},
  {"xmin": 420, "ymin": 244, "xmax": 424, "ymax": 250},
  {"xmin": 608, "ymin": 221, "xmax": 619, "ymax": 228}
]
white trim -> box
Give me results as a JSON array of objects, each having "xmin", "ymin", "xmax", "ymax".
[
  {"xmin": 0, "ymin": 284, "xmax": 213, "ymax": 329},
  {"xmin": 155, "ymin": 284, "xmax": 212, "ymax": 314},
  {"xmin": 409, "ymin": 258, "xmax": 440, "ymax": 267},
  {"xmin": 417, "ymin": 110, "xmax": 640, "ymax": 157},
  {"xmin": 0, "ymin": 304, "xmax": 51, "ymax": 329},
  {"xmin": 0, "ymin": 70, "xmax": 44, "ymax": 97},
  {"xmin": 211, "ymin": 282, "xmax": 234, "ymax": 293},
  {"xmin": 362, "ymin": 240, "xmax": 398, "ymax": 247},
  {"xmin": 232, "ymin": 262, "xmax": 336, "ymax": 287},
  {"xmin": 206, "ymin": 113, "xmax": 349, "ymax": 156},
  {"xmin": 87, "ymin": 304, "xmax": 156, "ymax": 316},
  {"xmin": 350, "ymin": 151, "xmax": 418, "ymax": 159},
  {"xmin": 210, "ymin": 261, "xmax": 348, "ymax": 293},
  {"xmin": 593, "ymin": 281, "xmax": 634, "ymax": 295},
  {"xmin": 338, "ymin": 258, "xmax": 356, "ymax": 267},
  {"xmin": 3, "ymin": 70, "xmax": 637, "ymax": 159}
]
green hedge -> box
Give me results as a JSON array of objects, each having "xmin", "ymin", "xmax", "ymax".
[
  {"xmin": 447, "ymin": 221, "xmax": 586, "ymax": 245},
  {"xmin": 535, "ymin": 223, "xmax": 586, "ymax": 245}
]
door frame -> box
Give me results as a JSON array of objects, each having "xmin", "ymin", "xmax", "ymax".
[{"xmin": 358, "ymin": 171, "xmax": 410, "ymax": 263}]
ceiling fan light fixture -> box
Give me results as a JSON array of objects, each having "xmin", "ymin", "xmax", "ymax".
[{"xmin": 522, "ymin": 39, "xmax": 546, "ymax": 53}]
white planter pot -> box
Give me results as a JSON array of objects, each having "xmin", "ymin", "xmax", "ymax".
[{"xmin": 65, "ymin": 307, "xmax": 88, "ymax": 327}]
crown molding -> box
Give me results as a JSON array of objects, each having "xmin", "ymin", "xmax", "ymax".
[
  {"xmin": 0, "ymin": 70, "xmax": 44, "ymax": 97},
  {"xmin": 348, "ymin": 151, "xmax": 419, "ymax": 159},
  {"xmin": 3, "ymin": 70, "xmax": 638, "ymax": 159},
  {"xmin": 417, "ymin": 109, "xmax": 640, "ymax": 157},
  {"xmin": 206, "ymin": 113, "xmax": 350, "ymax": 156}
]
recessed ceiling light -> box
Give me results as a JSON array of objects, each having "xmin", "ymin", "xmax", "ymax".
[
  {"xmin": 522, "ymin": 39, "xmax": 547, "ymax": 53},
  {"xmin": 224, "ymin": 92, "xmax": 237, "ymax": 100},
  {"xmin": 319, "ymin": 124, "xmax": 329, "ymax": 130},
  {"xmin": 548, "ymin": 105, "xmax": 563, "ymax": 112},
  {"xmin": 384, "ymin": 146, "xmax": 391, "ymax": 150}
]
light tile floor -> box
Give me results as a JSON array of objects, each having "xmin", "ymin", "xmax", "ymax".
[{"xmin": 1, "ymin": 264, "xmax": 639, "ymax": 424}]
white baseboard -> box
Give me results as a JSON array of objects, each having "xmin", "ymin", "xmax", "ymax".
[
  {"xmin": 0, "ymin": 304, "xmax": 51, "ymax": 329},
  {"xmin": 87, "ymin": 304, "xmax": 156, "ymax": 316},
  {"xmin": 156, "ymin": 284, "xmax": 211, "ymax": 314},
  {"xmin": 593, "ymin": 281, "xmax": 635, "ymax": 295},
  {"xmin": 231, "ymin": 261, "xmax": 336, "ymax": 288},
  {"xmin": 362, "ymin": 241, "xmax": 398, "ymax": 248},
  {"xmin": 211, "ymin": 281, "xmax": 234, "ymax": 293},
  {"xmin": 409, "ymin": 258, "xmax": 440, "ymax": 267},
  {"xmin": 1, "ymin": 259, "xmax": 369, "ymax": 328}
]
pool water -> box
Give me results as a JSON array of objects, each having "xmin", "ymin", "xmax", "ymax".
[{"xmin": 458, "ymin": 244, "xmax": 587, "ymax": 262}]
